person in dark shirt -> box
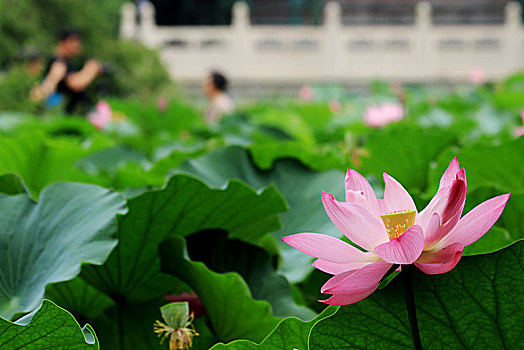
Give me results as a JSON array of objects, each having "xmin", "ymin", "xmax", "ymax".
[{"xmin": 33, "ymin": 30, "xmax": 102, "ymax": 114}]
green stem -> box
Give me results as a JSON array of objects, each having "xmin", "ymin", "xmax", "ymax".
[
  {"xmin": 403, "ymin": 265, "xmax": 422, "ymax": 350},
  {"xmin": 114, "ymin": 295, "xmax": 125, "ymax": 350}
]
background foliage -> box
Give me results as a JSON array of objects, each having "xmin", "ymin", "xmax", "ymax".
[{"xmin": 0, "ymin": 0, "xmax": 171, "ymax": 112}]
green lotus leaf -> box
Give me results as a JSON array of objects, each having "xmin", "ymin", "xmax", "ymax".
[
  {"xmin": 0, "ymin": 300, "xmax": 99, "ymax": 349},
  {"xmin": 160, "ymin": 236, "xmax": 281, "ymax": 343},
  {"xmin": 0, "ymin": 182, "xmax": 126, "ymax": 319},
  {"xmin": 210, "ymin": 306, "xmax": 337, "ymax": 349},
  {"xmin": 309, "ymin": 241, "xmax": 523, "ymax": 349},
  {"xmin": 175, "ymin": 146, "xmax": 345, "ymax": 283}
]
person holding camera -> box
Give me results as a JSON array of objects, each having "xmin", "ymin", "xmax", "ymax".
[{"xmin": 31, "ymin": 29, "xmax": 103, "ymax": 114}]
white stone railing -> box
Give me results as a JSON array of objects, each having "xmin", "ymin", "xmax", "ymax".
[{"xmin": 120, "ymin": 1, "xmax": 524, "ymax": 83}]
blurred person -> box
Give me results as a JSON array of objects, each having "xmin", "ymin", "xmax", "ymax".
[
  {"xmin": 390, "ymin": 81, "xmax": 406, "ymax": 107},
  {"xmin": 32, "ymin": 29, "xmax": 103, "ymax": 114},
  {"xmin": 29, "ymin": 59, "xmax": 67, "ymax": 104},
  {"xmin": 202, "ymin": 71, "xmax": 234, "ymax": 124}
]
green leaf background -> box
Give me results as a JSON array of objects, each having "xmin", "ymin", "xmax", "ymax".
[
  {"xmin": 309, "ymin": 241, "xmax": 524, "ymax": 349},
  {"xmin": 0, "ymin": 181, "xmax": 126, "ymax": 319},
  {"xmin": 0, "ymin": 300, "xmax": 99, "ymax": 349}
]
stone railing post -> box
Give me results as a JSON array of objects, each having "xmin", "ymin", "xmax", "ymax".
[
  {"xmin": 415, "ymin": 2, "xmax": 432, "ymax": 80},
  {"xmin": 232, "ymin": 1, "xmax": 250, "ymax": 29},
  {"xmin": 139, "ymin": 1, "xmax": 159, "ymax": 47},
  {"xmin": 232, "ymin": 2, "xmax": 251, "ymax": 79},
  {"xmin": 505, "ymin": 2, "xmax": 523, "ymax": 73},
  {"xmin": 324, "ymin": 1, "xmax": 343, "ymax": 79},
  {"xmin": 120, "ymin": 2, "xmax": 137, "ymax": 40}
]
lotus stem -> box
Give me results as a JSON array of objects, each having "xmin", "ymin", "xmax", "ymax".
[{"xmin": 403, "ymin": 264, "xmax": 422, "ymax": 350}]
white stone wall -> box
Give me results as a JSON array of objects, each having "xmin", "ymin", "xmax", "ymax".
[{"xmin": 120, "ymin": 1, "xmax": 524, "ymax": 83}]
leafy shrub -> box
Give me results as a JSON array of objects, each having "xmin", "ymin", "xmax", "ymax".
[
  {"xmin": 0, "ymin": 67, "xmax": 38, "ymax": 112},
  {"xmin": 0, "ymin": 0, "xmax": 172, "ymax": 104},
  {"xmin": 97, "ymin": 40, "xmax": 172, "ymax": 98}
]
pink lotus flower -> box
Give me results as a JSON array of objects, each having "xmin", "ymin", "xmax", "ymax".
[
  {"xmin": 282, "ymin": 158, "xmax": 509, "ymax": 305},
  {"xmin": 469, "ymin": 67, "xmax": 486, "ymax": 85},
  {"xmin": 299, "ymin": 85, "xmax": 314, "ymax": 102},
  {"xmin": 364, "ymin": 102, "xmax": 404, "ymax": 128},
  {"xmin": 88, "ymin": 101, "xmax": 113, "ymax": 130}
]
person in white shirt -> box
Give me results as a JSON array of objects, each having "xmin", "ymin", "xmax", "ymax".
[{"xmin": 202, "ymin": 71, "xmax": 234, "ymax": 125}]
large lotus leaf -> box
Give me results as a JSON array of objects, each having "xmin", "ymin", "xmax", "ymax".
[
  {"xmin": 213, "ymin": 113, "xmax": 300, "ymax": 147},
  {"xmin": 491, "ymin": 74, "xmax": 524, "ymax": 109},
  {"xmin": 244, "ymin": 105, "xmax": 316, "ymax": 144},
  {"xmin": 210, "ymin": 306, "xmax": 338, "ymax": 349},
  {"xmin": 287, "ymin": 103, "xmax": 335, "ymax": 133},
  {"xmin": 498, "ymin": 192, "xmax": 524, "ymax": 237},
  {"xmin": 309, "ymin": 241, "xmax": 523, "ymax": 349},
  {"xmin": 0, "ymin": 174, "xmax": 28, "ymax": 196},
  {"xmin": 45, "ymin": 278, "xmax": 115, "ymax": 320},
  {"xmin": 109, "ymin": 139, "xmax": 222, "ymax": 191},
  {"xmin": 45, "ymin": 175, "xmax": 285, "ymax": 349},
  {"xmin": 80, "ymin": 174, "xmax": 287, "ymax": 303},
  {"xmin": 75, "ymin": 140, "xmax": 225, "ymax": 194},
  {"xmin": 185, "ymin": 230, "xmax": 315, "ymax": 320},
  {"xmin": 2, "ymin": 114, "xmax": 99, "ymax": 138},
  {"xmin": 0, "ymin": 131, "xmax": 111, "ymax": 196},
  {"xmin": 358, "ymin": 124, "xmax": 458, "ymax": 193},
  {"xmin": 192, "ymin": 317, "xmax": 220, "ymax": 350},
  {"xmin": 49, "ymin": 292, "xmax": 217, "ymax": 350},
  {"xmin": 243, "ymin": 102, "xmax": 335, "ymax": 134},
  {"xmin": 88, "ymin": 298, "xmax": 171, "ymax": 350},
  {"xmin": 248, "ymin": 141, "xmax": 346, "ymax": 171},
  {"xmin": 175, "ymin": 146, "xmax": 345, "ymax": 282},
  {"xmin": 159, "ymin": 237, "xmax": 281, "ymax": 343},
  {"xmin": 103, "ymin": 99, "xmax": 205, "ymax": 157},
  {"xmin": 0, "ymin": 300, "xmax": 99, "ymax": 349},
  {"xmin": 76, "ymin": 146, "xmax": 150, "ymax": 175},
  {"xmin": 46, "ymin": 281, "xmax": 171, "ymax": 349},
  {"xmin": 107, "ymin": 98, "xmax": 204, "ymax": 137},
  {"xmin": 0, "ymin": 182, "xmax": 126, "ymax": 319}
]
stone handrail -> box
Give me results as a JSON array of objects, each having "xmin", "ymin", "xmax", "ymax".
[{"xmin": 120, "ymin": 1, "xmax": 524, "ymax": 83}]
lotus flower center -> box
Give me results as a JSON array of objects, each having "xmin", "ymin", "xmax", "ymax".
[{"xmin": 380, "ymin": 210, "xmax": 416, "ymax": 240}]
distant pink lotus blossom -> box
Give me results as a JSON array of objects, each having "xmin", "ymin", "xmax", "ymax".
[
  {"xmin": 364, "ymin": 102, "xmax": 404, "ymax": 128},
  {"xmin": 514, "ymin": 108, "xmax": 524, "ymax": 137},
  {"xmin": 299, "ymin": 85, "xmax": 314, "ymax": 101},
  {"xmin": 469, "ymin": 67, "xmax": 486, "ymax": 85},
  {"xmin": 157, "ymin": 96, "xmax": 169, "ymax": 113},
  {"xmin": 88, "ymin": 101, "xmax": 113, "ymax": 130},
  {"xmin": 282, "ymin": 158, "xmax": 509, "ymax": 305},
  {"xmin": 328, "ymin": 99, "xmax": 342, "ymax": 114}
]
